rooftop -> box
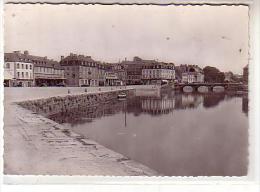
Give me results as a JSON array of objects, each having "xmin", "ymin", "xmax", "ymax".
[{"xmin": 4, "ymin": 51, "xmax": 62, "ymax": 69}]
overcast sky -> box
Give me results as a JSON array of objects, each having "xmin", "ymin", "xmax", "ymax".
[{"xmin": 5, "ymin": 4, "xmax": 248, "ymax": 74}]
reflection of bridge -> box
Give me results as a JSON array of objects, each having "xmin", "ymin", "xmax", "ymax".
[{"xmin": 175, "ymin": 83, "xmax": 242, "ymax": 92}]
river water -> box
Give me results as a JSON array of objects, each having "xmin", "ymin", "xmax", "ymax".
[{"xmin": 48, "ymin": 90, "xmax": 249, "ymax": 176}]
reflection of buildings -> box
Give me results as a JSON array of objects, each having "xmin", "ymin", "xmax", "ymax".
[
  {"xmin": 182, "ymin": 94, "xmax": 203, "ymax": 108},
  {"xmin": 141, "ymin": 97, "xmax": 175, "ymax": 115},
  {"xmin": 22, "ymin": 90, "xmax": 245, "ymax": 127},
  {"xmin": 242, "ymin": 96, "xmax": 248, "ymax": 116},
  {"xmin": 203, "ymin": 93, "xmax": 225, "ymax": 108},
  {"xmin": 174, "ymin": 94, "xmax": 203, "ymax": 109},
  {"xmin": 126, "ymin": 97, "xmax": 143, "ymax": 116},
  {"xmin": 137, "ymin": 92, "xmax": 204, "ymax": 115}
]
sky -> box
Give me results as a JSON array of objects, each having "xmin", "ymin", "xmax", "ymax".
[{"xmin": 4, "ymin": 4, "xmax": 249, "ymax": 74}]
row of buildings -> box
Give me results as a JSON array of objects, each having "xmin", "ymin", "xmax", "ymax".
[{"xmin": 4, "ymin": 51, "xmax": 205, "ymax": 87}]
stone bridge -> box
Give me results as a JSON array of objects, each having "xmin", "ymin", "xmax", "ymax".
[{"xmin": 174, "ymin": 83, "xmax": 243, "ymax": 92}]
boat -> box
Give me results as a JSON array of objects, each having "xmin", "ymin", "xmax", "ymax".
[{"xmin": 118, "ymin": 92, "xmax": 127, "ymax": 98}]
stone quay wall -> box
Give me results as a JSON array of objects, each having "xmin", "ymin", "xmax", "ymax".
[{"xmin": 17, "ymin": 89, "xmax": 135, "ymax": 116}]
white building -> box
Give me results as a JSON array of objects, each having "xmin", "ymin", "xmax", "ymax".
[
  {"xmin": 142, "ymin": 62, "xmax": 175, "ymax": 85},
  {"xmin": 181, "ymin": 65, "xmax": 204, "ymax": 83},
  {"xmin": 4, "ymin": 51, "xmax": 34, "ymax": 87}
]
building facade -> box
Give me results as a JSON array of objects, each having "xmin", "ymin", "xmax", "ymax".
[
  {"xmin": 4, "ymin": 51, "xmax": 34, "ymax": 87},
  {"xmin": 122, "ymin": 57, "xmax": 146, "ymax": 85},
  {"xmin": 243, "ymin": 65, "xmax": 248, "ymax": 84},
  {"xmin": 4, "ymin": 51, "xmax": 65, "ymax": 87},
  {"xmin": 224, "ymin": 72, "xmax": 233, "ymax": 82},
  {"xmin": 180, "ymin": 65, "xmax": 204, "ymax": 83},
  {"xmin": 104, "ymin": 71, "xmax": 120, "ymax": 86},
  {"xmin": 34, "ymin": 59, "xmax": 65, "ymax": 86},
  {"xmin": 142, "ymin": 62, "xmax": 175, "ymax": 85},
  {"xmin": 60, "ymin": 53, "xmax": 101, "ymax": 87},
  {"xmin": 3, "ymin": 61, "xmax": 16, "ymax": 87}
]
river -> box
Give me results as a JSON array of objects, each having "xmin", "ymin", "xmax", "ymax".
[{"xmin": 48, "ymin": 90, "xmax": 249, "ymax": 176}]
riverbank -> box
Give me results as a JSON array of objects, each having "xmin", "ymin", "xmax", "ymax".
[{"xmin": 4, "ymin": 87, "xmax": 158, "ymax": 176}]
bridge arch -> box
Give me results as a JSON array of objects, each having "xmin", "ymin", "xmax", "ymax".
[
  {"xmin": 183, "ymin": 86, "xmax": 193, "ymax": 93},
  {"xmin": 198, "ymin": 86, "xmax": 209, "ymax": 93}
]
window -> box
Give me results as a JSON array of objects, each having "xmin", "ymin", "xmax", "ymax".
[
  {"xmin": 26, "ymin": 72, "xmax": 28, "ymax": 78},
  {"xmin": 30, "ymin": 65, "xmax": 32, "ymax": 70},
  {"xmin": 25, "ymin": 64, "xmax": 28, "ymax": 69},
  {"xmin": 17, "ymin": 63, "xmax": 20, "ymax": 69},
  {"xmin": 21, "ymin": 72, "xmax": 24, "ymax": 78},
  {"xmin": 21, "ymin": 64, "xmax": 24, "ymax": 69},
  {"xmin": 6, "ymin": 63, "xmax": 10, "ymax": 68},
  {"xmin": 17, "ymin": 72, "xmax": 20, "ymax": 78}
]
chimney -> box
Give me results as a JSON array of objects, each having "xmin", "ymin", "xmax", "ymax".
[
  {"xmin": 24, "ymin": 50, "xmax": 29, "ymax": 55},
  {"xmin": 61, "ymin": 56, "xmax": 64, "ymax": 60}
]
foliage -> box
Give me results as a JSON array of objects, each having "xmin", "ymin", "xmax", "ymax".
[{"xmin": 203, "ymin": 66, "xmax": 225, "ymax": 83}]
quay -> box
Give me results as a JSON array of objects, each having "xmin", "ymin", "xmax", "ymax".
[{"xmin": 4, "ymin": 86, "xmax": 158, "ymax": 176}]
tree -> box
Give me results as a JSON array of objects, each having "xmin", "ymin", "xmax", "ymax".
[{"xmin": 203, "ymin": 66, "xmax": 225, "ymax": 83}]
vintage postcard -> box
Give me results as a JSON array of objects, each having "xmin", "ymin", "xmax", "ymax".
[{"xmin": 1, "ymin": 0, "xmax": 259, "ymax": 189}]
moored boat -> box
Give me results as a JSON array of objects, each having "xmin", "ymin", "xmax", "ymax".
[{"xmin": 118, "ymin": 92, "xmax": 127, "ymax": 98}]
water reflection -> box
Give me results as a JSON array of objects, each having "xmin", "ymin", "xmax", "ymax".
[
  {"xmin": 49, "ymin": 99, "xmax": 125, "ymax": 125},
  {"xmin": 49, "ymin": 91, "xmax": 248, "ymax": 123},
  {"xmin": 242, "ymin": 96, "xmax": 249, "ymax": 116},
  {"xmin": 47, "ymin": 91, "xmax": 249, "ymax": 176},
  {"xmin": 203, "ymin": 93, "xmax": 225, "ymax": 108}
]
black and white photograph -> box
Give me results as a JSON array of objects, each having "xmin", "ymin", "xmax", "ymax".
[{"xmin": 1, "ymin": 1, "xmax": 259, "ymax": 191}]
